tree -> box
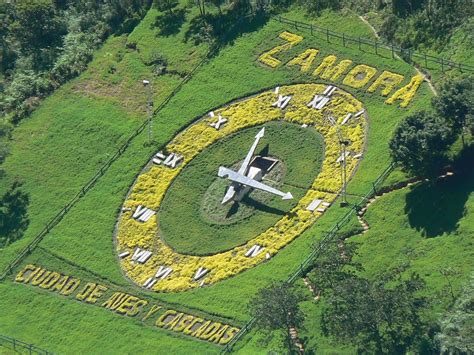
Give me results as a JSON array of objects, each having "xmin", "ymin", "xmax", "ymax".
[
  {"xmin": 306, "ymin": 239, "xmax": 362, "ymax": 298},
  {"xmin": 153, "ymin": 0, "xmax": 178, "ymax": 14},
  {"xmin": 321, "ymin": 270, "xmax": 431, "ymax": 353},
  {"xmin": 432, "ymin": 76, "xmax": 474, "ymax": 145},
  {"xmin": 391, "ymin": 0, "xmax": 426, "ymax": 17},
  {"xmin": 0, "ymin": 121, "xmax": 12, "ymax": 165},
  {"xmin": 0, "ymin": 2, "xmax": 14, "ymax": 75},
  {"xmin": 389, "ymin": 111, "xmax": 456, "ymax": 178},
  {"xmin": 9, "ymin": 0, "xmax": 65, "ymax": 70},
  {"xmin": 0, "ymin": 181, "xmax": 30, "ymax": 247},
  {"xmin": 436, "ymin": 273, "xmax": 474, "ymax": 354},
  {"xmin": 249, "ymin": 282, "xmax": 304, "ymax": 351},
  {"xmin": 298, "ymin": 0, "xmax": 342, "ymax": 15},
  {"xmin": 207, "ymin": 0, "xmax": 225, "ymax": 14}
]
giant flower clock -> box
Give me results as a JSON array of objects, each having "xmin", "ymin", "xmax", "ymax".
[{"xmin": 115, "ymin": 83, "xmax": 367, "ymax": 292}]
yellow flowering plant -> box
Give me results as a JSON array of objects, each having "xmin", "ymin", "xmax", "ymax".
[
  {"xmin": 115, "ymin": 83, "xmax": 367, "ymax": 292},
  {"xmin": 385, "ymin": 74, "xmax": 424, "ymax": 108},
  {"xmin": 258, "ymin": 31, "xmax": 303, "ymax": 68}
]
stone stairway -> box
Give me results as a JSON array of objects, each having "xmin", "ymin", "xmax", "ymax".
[{"xmin": 289, "ymin": 326, "xmax": 305, "ymax": 353}]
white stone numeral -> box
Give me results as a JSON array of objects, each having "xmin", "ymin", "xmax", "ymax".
[
  {"xmin": 307, "ymin": 94, "xmax": 323, "ymax": 109},
  {"xmin": 132, "ymin": 205, "xmax": 156, "ymax": 223},
  {"xmin": 155, "ymin": 266, "xmax": 173, "ymax": 280},
  {"xmin": 341, "ymin": 113, "xmax": 352, "ymax": 126},
  {"xmin": 272, "ymin": 95, "xmax": 292, "ymax": 109},
  {"xmin": 131, "ymin": 248, "xmax": 152, "ymax": 264},
  {"xmin": 210, "ymin": 114, "xmax": 227, "ymax": 130},
  {"xmin": 323, "ymin": 85, "xmax": 337, "ymax": 96},
  {"xmin": 193, "ymin": 267, "xmax": 209, "ymax": 281},
  {"xmin": 143, "ymin": 277, "xmax": 157, "ymax": 289},
  {"xmin": 118, "ymin": 251, "xmax": 130, "ymax": 259},
  {"xmin": 163, "ymin": 153, "xmax": 183, "ymax": 168},
  {"xmin": 152, "ymin": 151, "xmax": 183, "ymax": 168},
  {"xmin": 245, "ymin": 244, "xmax": 265, "ymax": 258}
]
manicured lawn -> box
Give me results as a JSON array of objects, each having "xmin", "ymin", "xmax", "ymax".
[{"xmin": 160, "ymin": 121, "xmax": 323, "ymax": 255}]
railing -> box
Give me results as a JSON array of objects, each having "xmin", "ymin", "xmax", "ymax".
[
  {"xmin": 0, "ymin": 47, "xmax": 216, "ymax": 281},
  {"xmin": 222, "ymin": 162, "xmax": 396, "ymax": 353},
  {"xmin": 0, "ymin": 334, "xmax": 52, "ymax": 354},
  {"xmin": 273, "ymin": 15, "xmax": 474, "ymax": 73}
]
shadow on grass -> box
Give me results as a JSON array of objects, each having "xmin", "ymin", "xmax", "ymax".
[
  {"xmin": 153, "ymin": 8, "xmax": 187, "ymax": 36},
  {"xmin": 243, "ymin": 195, "xmax": 287, "ymax": 216},
  {"xmin": 405, "ymin": 145, "xmax": 474, "ymax": 238},
  {"xmin": 185, "ymin": 9, "xmax": 270, "ymax": 56}
]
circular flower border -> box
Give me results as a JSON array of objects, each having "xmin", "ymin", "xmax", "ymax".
[{"xmin": 115, "ymin": 83, "xmax": 367, "ymax": 292}]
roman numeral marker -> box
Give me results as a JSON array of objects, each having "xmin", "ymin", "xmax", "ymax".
[
  {"xmin": 245, "ymin": 244, "xmax": 265, "ymax": 258},
  {"xmin": 272, "ymin": 95, "xmax": 292, "ymax": 109},
  {"xmin": 131, "ymin": 248, "xmax": 152, "ymax": 264},
  {"xmin": 132, "ymin": 205, "xmax": 156, "ymax": 223},
  {"xmin": 193, "ymin": 267, "xmax": 209, "ymax": 281},
  {"xmin": 155, "ymin": 266, "xmax": 172, "ymax": 280}
]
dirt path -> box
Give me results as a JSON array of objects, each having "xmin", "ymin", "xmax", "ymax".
[{"xmin": 357, "ymin": 15, "xmax": 438, "ymax": 96}]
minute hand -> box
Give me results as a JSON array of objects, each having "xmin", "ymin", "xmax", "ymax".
[
  {"xmin": 218, "ymin": 167, "xmax": 293, "ymax": 200},
  {"xmin": 238, "ymin": 127, "xmax": 265, "ymax": 175}
]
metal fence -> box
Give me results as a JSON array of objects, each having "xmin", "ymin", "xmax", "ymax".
[
  {"xmin": 273, "ymin": 15, "xmax": 474, "ymax": 73},
  {"xmin": 222, "ymin": 162, "xmax": 396, "ymax": 353},
  {"xmin": 0, "ymin": 334, "xmax": 52, "ymax": 355}
]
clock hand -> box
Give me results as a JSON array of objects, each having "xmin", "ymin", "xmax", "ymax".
[
  {"xmin": 218, "ymin": 166, "xmax": 293, "ymax": 200},
  {"xmin": 237, "ymin": 127, "xmax": 265, "ymax": 176}
]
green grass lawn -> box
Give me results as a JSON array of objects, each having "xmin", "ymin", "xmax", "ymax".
[
  {"xmin": 235, "ymin": 169, "xmax": 474, "ymax": 353},
  {"xmin": 1, "ymin": 5, "xmax": 468, "ymax": 354},
  {"xmin": 160, "ymin": 121, "xmax": 324, "ymax": 255},
  {"xmin": 0, "ymin": 4, "xmax": 209, "ymax": 273}
]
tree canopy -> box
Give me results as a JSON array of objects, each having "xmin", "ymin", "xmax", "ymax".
[
  {"xmin": 248, "ymin": 282, "xmax": 304, "ymax": 351},
  {"xmin": 433, "ymin": 76, "xmax": 474, "ymax": 141},
  {"xmin": 389, "ymin": 111, "xmax": 456, "ymax": 178}
]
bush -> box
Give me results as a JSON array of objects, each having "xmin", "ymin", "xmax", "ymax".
[
  {"xmin": 0, "ymin": 70, "xmax": 53, "ymax": 121},
  {"xmin": 51, "ymin": 32, "xmax": 96, "ymax": 84}
]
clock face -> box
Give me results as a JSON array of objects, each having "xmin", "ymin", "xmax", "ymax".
[{"xmin": 115, "ymin": 83, "xmax": 367, "ymax": 292}]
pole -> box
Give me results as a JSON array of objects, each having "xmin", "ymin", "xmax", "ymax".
[
  {"xmin": 341, "ymin": 142, "xmax": 348, "ymax": 206},
  {"xmin": 145, "ymin": 81, "xmax": 153, "ymax": 143}
]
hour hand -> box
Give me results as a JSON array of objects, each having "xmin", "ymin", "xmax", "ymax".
[{"xmin": 218, "ymin": 167, "xmax": 293, "ymax": 200}]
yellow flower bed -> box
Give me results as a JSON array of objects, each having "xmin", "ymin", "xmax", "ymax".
[
  {"xmin": 287, "ymin": 48, "xmax": 319, "ymax": 72},
  {"xmin": 385, "ymin": 74, "xmax": 424, "ymax": 108},
  {"xmin": 342, "ymin": 64, "xmax": 378, "ymax": 88},
  {"xmin": 258, "ymin": 31, "xmax": 303, "ymax": 68},
  {"xmin": 312, "ymin": 55, "xmax": 353, "ymax": 81},
  {"xmin": 258, "ymin": 31, "xmax": 424, "ymax": 108},
  {"xmin": 115, "ymin": 83, "xmax": 367, "ymax": 292},
  {"xmin": 367, "ymin": 70, "xmax": 404, "ymax": 96}
]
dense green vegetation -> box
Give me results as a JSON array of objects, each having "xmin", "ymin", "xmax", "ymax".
[
  {"xmin": 0, "ymin": 1, "xmax": 472, "ymax": 354},
  {"xmin": 390, "ymin": 75, "xmax": 473, "ymax": 178},
  {"xmin": 0, "ymin": 0, "xmax": 152, "ymax": 122},
  {"xmin": 249, "ymin": 282, "xmax": 304, "ymax": 352},
  {"xmin": 160, "ymin": 121, "xmax": 323, "ymax": 254}
]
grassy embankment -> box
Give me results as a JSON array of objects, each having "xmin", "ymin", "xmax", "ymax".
[{"xmin": 2, "ymin": 6, "xmax": 469, "ymax": 354}]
